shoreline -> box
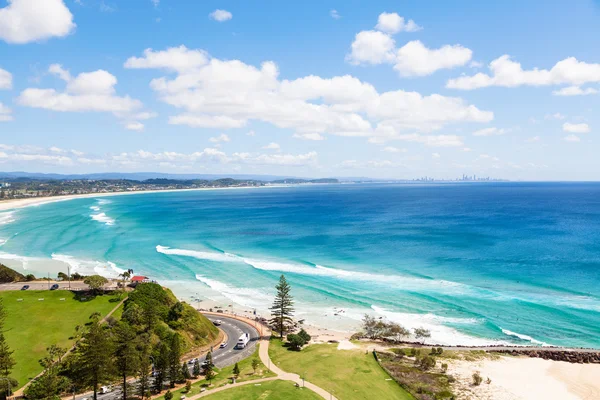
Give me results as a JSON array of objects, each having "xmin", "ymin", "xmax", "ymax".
[{"xmin": 0, "ymin": 184, "xmax": 292, "ymax": 212}]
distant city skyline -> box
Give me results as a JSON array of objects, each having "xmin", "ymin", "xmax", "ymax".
[{"xmin": 0, "ymin": 0, "xmax": 599, "ymax": 180}]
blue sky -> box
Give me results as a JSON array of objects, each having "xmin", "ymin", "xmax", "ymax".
[{"xmin": 0, "ymin": 0, "xmax": 599, "ymax": 180}]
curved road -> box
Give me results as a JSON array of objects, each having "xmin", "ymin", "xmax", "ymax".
[{"xmin": 74, "ymin": 315, "xmax": 258, "ymax": 400}]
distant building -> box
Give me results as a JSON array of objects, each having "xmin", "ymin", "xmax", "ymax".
[{"xmin": 0, "ymin": 183, "xmax": 10, "ymax": 188}]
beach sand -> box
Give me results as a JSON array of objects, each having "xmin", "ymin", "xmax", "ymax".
[{"xmin": 449, "ymin": 356, "xmax": 600, "ymax": 400}]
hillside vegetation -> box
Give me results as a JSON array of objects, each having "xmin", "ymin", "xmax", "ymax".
[{"xmin": 0, "ymin": 263, "xmax": 26, "ymax": 283}]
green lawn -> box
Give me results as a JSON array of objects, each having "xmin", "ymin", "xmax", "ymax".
[
  {"xmin": 0, "ymin": 290, "xmax": 121, "ymax": 388},
  {"xmin": 156, "ymin": 347, "xmax": 276, "ymax": 400},
  {"xmin": 269, "ymin": 339, "xmax": 414, "ymax": 400},
  {"xmin": 201, "ymin": 380, "xmax": 321, "ymax": 400}
]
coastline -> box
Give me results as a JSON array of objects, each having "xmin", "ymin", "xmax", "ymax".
[{"xmin": 0, "ymin": 184, "xmax": 290, "ymax": 212}]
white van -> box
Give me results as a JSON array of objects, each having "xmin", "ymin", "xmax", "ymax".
[{"xmin": 236, "ymin": 333, "xmax": 250, "ymax": 349}]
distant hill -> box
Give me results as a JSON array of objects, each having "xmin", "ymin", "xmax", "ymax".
[
  {"xmin": 0, "ymin": 263, "xmax": 25, "ymax": 283},
  {"xmin": 270, "ymin": 178, "xmax": 339, "ymax": 184}
]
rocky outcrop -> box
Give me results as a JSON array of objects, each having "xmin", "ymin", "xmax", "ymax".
[{"xmin": 492, "ymin": 349, "xmax": 600, "ymax": 364}]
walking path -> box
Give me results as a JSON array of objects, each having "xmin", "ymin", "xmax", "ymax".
[{"xmin": 198, "ymin": 312, "xmax": 338, "ymax": 400}]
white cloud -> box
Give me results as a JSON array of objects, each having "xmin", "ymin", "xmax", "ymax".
[
  {"xmin": 330, "ymin": 9, "xmax": 341, "ymax": 19},
  {"xmin": 562, "ymin": 122, "xmax": 590, "ymax": 133},
  {"xmin": 469, "ymin": 61, "xmax": 483, "ymax": 69},
  {"xmin": 0, "ymin": 103, "xmax": 13, "ymax": 122},
  {"xmin": 262, "ymin": 142, "xmax": 281, "ymax": 151},
  {"xmin": 552, "ymin": 86, "xmax": 598, "ymax": 96},
  {"xmin": 125, "ymin": 122, "xmax": 144, "ymax": 132},
  {"xmin": 209, "ymin": 134, "xmax": 230, "ymax": 143},
  {"xmin": 447, "ymin": 55, "xmax": 600, "ymax": 90},
  {"xmin": 394, "ymin": 40, "xmax": 473, "ymax": 77},
  {"xmin": 0, "ymin": 0, "xmax": 75, "ymax": 44},
  {"xmin": 432, "ymin": 152, "xmax": 441, "ymax": 159},
  {"xmin": 293, "ymin": 133, "xmax": 325, "ymax": 141},
  {"xmin": 382, "ymin": 146, "xmax": 406, "ymax": 153},
  {"xmin": 563, "ymin": 134, "xmax": 581, "ymax": 142},
  {"xmin": 125, "ymin": 46, "xmax": 209, "ymax": 73},
  {"xmin": 17, "ymin": 65, "xmax": 148, "ymax": 128},
  {"xmin": 0, "ymin": 69, "xmax": 12, "ymax": 90},
  {"xmin": 473, "ymin": 127, "xmax": 507, "ymax": 136},
  {"xmin": 246, "ymin": 130, "xmax": 256, "ymax": 136},
  {"xmin": 544, "ymin": 113, "xmax": 565, "ymax": 120},
  {"xmin": 209, "ymin": 9, "xmax": 232, "ymax": 22},
  {"xmin": 375, "ymin": 12, "xmax": 421, "ymax": 34},
  {"xmin": 338, "ymin": 159, "xmax": 399, "ymax": 169},
  {"xmin": 346, "ymin": 30, "xmax": 396, "ymax": 65},
  {"xmin": 126, "ymin": 46, "xmax": 492, "ymax": 145},
  {"xmin": 151, "ymin": 0, "xmax": 159, "ymax": 8}
]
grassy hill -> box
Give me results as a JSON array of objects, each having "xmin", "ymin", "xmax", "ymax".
[
  {"xmin": 122, "ymin": 283, "xmax": 219, "ymax": 352},
  {"xmin": 201, "ymin": 380, "xmax": 322, "ymax": 400},
  {"xmin": 0, "ymin": 290, "xmax": 120, "ymax": 388},
  {"xmin": 0, "ymin": 263, "xmax": 26, "ymax": 283}
]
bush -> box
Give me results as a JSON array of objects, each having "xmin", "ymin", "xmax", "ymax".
[
  {"xmin": 441, "ymin": 363, "xmax": 448, "ymax": 373},
  {"xmin": 437, "ymin": 347, "xmax": 444, "ymax": 355},
  {"xmin": 164, "ymin": 390, "xmax": 173, "ymax": 400},
  {"xmin": 419, "ymin": 355, "xmax": 436, "ymax": 371},
  {"xmin": 298, "ymin": 328, "xmax": 311, "ymax": 343},
  {"xmin": 185, "ymin": 380, "xmax": 192, "ymax": 392},
  {"xmin": 286, "ymin": 333, "xmax": 306, "ymax": 351},
  {"xmin": 472, "ymin": 371, "xmax": 483, "ymax": 386},
  {"xmin": 486, "ymin": 377, "xmax": 492, "ymax": 384}
]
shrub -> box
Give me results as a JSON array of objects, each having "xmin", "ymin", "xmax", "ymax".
[
  {"xmin": 185, "ymin": 380, "xmax": 192, "ymax": 393},
  {"xmin": 286, "ymin": 334, "xmax": 306, "ymax": 351},
  {"xmin": 472, "ymin": 371, "xmax": 483, "ymax": 386},
  {"xmin": 441, "ymin": 363, "xmax": 448, "ymax": 373},
  {"xmin": 419, "ymin": 355, "xmax": 436, "ymax": 371},
  {"xmin": 164, "ymin": 390, "xmax": 173, "ymax": 400},
  {"xmin": 437, "ymin": 347, "xmax": 444, "ymax": 355},
  {"xmin": 298, "ymin": 328, "xmax": 311, "ymax": 343}
]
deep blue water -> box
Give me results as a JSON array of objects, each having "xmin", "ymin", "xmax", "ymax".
[{"xmin": 1, "ymin": 183, "xmax": 599, "ymax": 347}]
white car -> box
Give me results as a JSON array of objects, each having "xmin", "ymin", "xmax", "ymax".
[
  {"xmin": 219, "ymin": 341, "xmax": 228, "ymax": 348},
  {"xmin": 213, "ymin": 320, "xmax": 223, "ymax": 326}
]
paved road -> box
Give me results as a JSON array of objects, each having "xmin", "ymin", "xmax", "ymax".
[
  {"xmin": 0, "ymin": 281, "xmax": 120, "ymax": 291},
  {"xmin": 73, "ymin": 314, "xmax": 259, "ymax": 400}
]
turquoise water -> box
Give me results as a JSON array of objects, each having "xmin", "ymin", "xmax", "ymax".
[{"xmin": 1, "ymin": 183, "xmax": 599, "ymax": 348}]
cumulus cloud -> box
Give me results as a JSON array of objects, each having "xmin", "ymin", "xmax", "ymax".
[
  {"xmin": 125, "ymin": 46, "xmax": 209, "ymax": 73},
  {"xmin": 375, "ymin": 12, "xmax": 422, "ymax": 34},
  {"xmin": 563, "ymin": 134, "xmax": 581, "ymax": 142},
  {"xmin": 125, "ymin": 46, "xmax": 491, "ymax": 145},
  {"xmin": 447, "ymin": 55, "xmax": 600, "ymax": 90},
  {"xmin": 209, "ymin": 134, "xmax": 230, "ymax": 143},
  {"xmin": 552, "ymin": 86, "xmax": 598, "ymax": 96},
  {"xmin": 209, "ymin": 9, "xmax": 232, "ymax": 22},
  {"xmin": 0, "ymin": 68, "xmax": 12, "ymax": 90},
  {"xmin": 473, "ymin": 127, "xmax": 508, "ymax": 136},
  {"xmin": 0, "ymin": 103, "xmax": 13, "ymax": 122},
  {"xmin": 262, "ymin": 142, "xmax": 281, "ymax": 151},
  {"xmin": 17, "ymin": 64, "xmax": 149, "ymax": 128},
  {"xmin": 293, "ymin": 133, "xmax": 325, "ymax": 141},
  {"xmin": 562, "ymin": 122, "xmax": 590, "ymax": 133},
  {"xmin": 394, "ymin": 41, "xmax": 473, "ymax": 77},
  {"xmin": 347, "ymin": 14, "xmax": 469, "ymax": 76},
  {"xmin": 125, "ymin": 122, "xmax": 145, "ymax": 132},
  {"xmin": 0, "ymin": 0, "xmax": 75, "ymax": 44}
]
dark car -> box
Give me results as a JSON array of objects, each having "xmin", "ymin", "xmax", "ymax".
[
  {"xmin": 21, "ymin": 285, "xmax": 30, "ymax": 290},
  {"xmin": 50, "ymin": 284, "xmax": 59, "ymax": 290}
]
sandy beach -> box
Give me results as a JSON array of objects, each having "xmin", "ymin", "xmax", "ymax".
[{"xmin": 449, "ymin": 356, "xmax": 600, "ymax": 400}]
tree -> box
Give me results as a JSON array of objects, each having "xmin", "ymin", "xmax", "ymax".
[
  {"xmin": 57, "ymin": 272, "xmax": 69, "ymax": 281},
  {"xmin": 164, "ymin": 389, "xmax": 173, "ymax": 400},
  {"xmin": 418, "ymin": 355, "xmax": 436, "ymax": 371},
  {"xmin": 413, "ymin": 327, "xmax": 431, "ymax": 344},
  {"xmin": 202, "ymin": 351, "xmax": 215, "ymax": 385},
  {"xmin": 232, "ymin": 363, "xmax": 240, "ymax": 379},
  {"xmin": 286, "ymin": 334, "xmax": 305, "ymax": 351},
  {"xmin": 269, "ymin": 275, "xmax": 294, "ymax": 339},
  {"xmin": 136, "ymin": 341, "xmax": 152, "ymax": 399},
  {"xmin": 84, "ymin": 275, "xmax": 109, "ymax": 294},
  {"xmin": 153, "ymin": 341, "xmax": 169, "ymax": 393},
  {"xmin": 114, "ymin": 322, "xmax": 139, "ymax": 400},
  {"xmin": 167, "ymin": 334, "xmax": 183, "ymax": 387},
  {"xmin": 24, "ymin": 346, "xmax": 69, "ymax": 399},
  {"xmin": 251, "ymin": 358, "xmax": 260, "ymax": 374},
  {"xmin": 0, "ymin": 299, "xmax": 15, "ymax": 399},
  {"xmin": 185, "ymin": 380, "xmax": 192, "ymax": 393},
  {"xmin": 192, "ymin": 359, "xmax": 201, "ymax": 378},
  {"xmin": 181, "ymin": 362, "xmax": 191, "ymax": 380},
  {"xmin": 75, "ymin": 315, "xmax": 115, "ymax": 400},
  {"xmin": 298, "ymin": 329, "xmax": 311, "ymax": 344}
]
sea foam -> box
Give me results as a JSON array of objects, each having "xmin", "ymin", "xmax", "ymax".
[
  {"xmin": 51, "ymin": 254, "xmax": 124, "ymax": 279},
  {"xmin": 195, "ymin": 274, "xmax": 273, "ymax": 309},
  {"xmin": 0, "ymin": 211, "xmax": 15, "ymax": 225},
  {"xmin": 90, "ymin": 212, "xmax": 115, "ymax": 226},
  {"xmin": 501, "ymin": 328, "xmax": 548, "ymax": 346}
]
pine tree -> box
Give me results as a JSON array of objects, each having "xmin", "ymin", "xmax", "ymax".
[
  {"xmin": 75, "ymin": 315, "xmax": 115, "ymax": 400},
  {"xmin": 153, "ymin": 341, "xmax": 169, "ymax": 393},
  {"xmin": 0, "ymin": 298, "xmax": 15, "ymax": 397},
  {"xmin": 114, "ymin": 322, "xmax": 139, "ymax": 400},
  {"xmin": 181, "ymin": 362, "xmax": 191, "ymax": 380},
  {"xmin": 269, "ymin": 275, "xmax": 294, "ymax": 338},
  {"xmin": 202, "ymin": 351, "xmax": 215, "ymax": 385},
  {"xmin": 167, "ymin": 334, "xmax": 182, "ymax": 387},
  {"xmin": 251, "ymin": 358, "xmax": 260, "ymax": 374},
  {"xmin": 136, "ymin": 340, "xmax": 152, "ymax": 400},
  {"xmin": 192, "ymin": 359, "xmax": 201, "ymax": 378},
  {"xmin": 232, "ymin": 362, "xmax": 240, "ymax": 378}
]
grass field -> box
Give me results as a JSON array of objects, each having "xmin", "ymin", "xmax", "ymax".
[
  {"xmin": 269, "ymin": 339, "xmax": 414, "ymax": 400},
  {"xmin": 0, "ymin": 290, "xmax": 121, "ymax": 388},
  {"xmin": 201, "ymin": 380, "xmax": 322, "ymax": 400},
  {"xmin": 155, "ymin": 347, "xmax": 276, "ymax": 400}
]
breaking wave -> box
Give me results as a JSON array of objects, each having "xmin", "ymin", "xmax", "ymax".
[
  {"xmin": 501, "ymin": 328, "xmax": 548, "ymax": 346},
  {"xmin": 90, "ymin": 212, "xmax": 115, "ymax": 226}
]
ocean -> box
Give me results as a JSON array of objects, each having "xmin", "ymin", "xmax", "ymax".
[{"xmin": 0, "ymin": 183, "xmax": 599, "ymax": 348}]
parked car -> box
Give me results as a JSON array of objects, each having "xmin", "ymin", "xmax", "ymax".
[
  {"xmin": 50, "ymin": 284, "xmax": 59, "ymax": 290},
  {"xmin": 100, "ymin": 386, "xmax": 112, "ymax": 394},
  {"xmin": 21, "ymin": 285, "xmax": 30, "ymax": 290},
  {"xmin": 187, "ymin": 358, "xmax": 197, "ymax": 365},
  {"xmin": 219, "ymin": 341, "xmax": 228, "ymax": 349}
]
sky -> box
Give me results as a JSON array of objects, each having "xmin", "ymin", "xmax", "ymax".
[{"xmin": 0, "ymin": 0, "xmax": 599, "ymax": 180}]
